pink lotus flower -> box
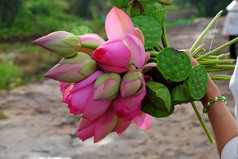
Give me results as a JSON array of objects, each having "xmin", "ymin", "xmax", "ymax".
[
  {"xmin": 133, "ymin": 111, "xmax": 153, "ymax": 130},
  {"xmin": 114, "ymin": 78, "xmax": 146, "ymax": 121},
  {"xmin": 62, "ymin": 71, "xmax": 112, "ymax": 121},
  {"xmin": 59, "ymin": 82, "xmax": 71, "ymax": 94},
  {"xmin": 77, "ymin": 104, "xmax": 152, "ymax": 143},
  {"xmin": 92, "ymin": 7, "xmax": 147, "ymax": 73},
  {"xmin": 92, "ymin": 39, "xmax": 131, "ymax": 73}
]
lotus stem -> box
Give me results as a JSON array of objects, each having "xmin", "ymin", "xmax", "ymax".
[
  {"xmin": 81, "ymin": 43, "xmax": 99, "ymax": 49},
  {"xmin": 156, "ymin": 43, "xmax": 164, "ymax": 50},
  {"xmin": 192, "ymin": 43, "xmax": 205, "ymax": 56},
  {"xmin": 218, "ymin": 53, "xmax": 230, "ymax": 59},
  {"xmin": 206, "ymin": 68, "xmax": 234, "ymax": 72},
  {"xmin": 198, "ymin": 59, "xmax": 235, "ymax": 65},
  {"xmin": 148, "ymin": 51, "xmax": 159, "ymax": 57},
  {"xmin": 191, "ymin": 101, "xmax": 215, "ymax": 144},
  {"xmin": 205, "ymin": 65, "xmax": 235, "ymax": 69},
  {"xmin": 196, "ymin": 37, "xmax": 238, "ymax": 61},
  {"xmin": 189, "ymin": 10, "xmax": 223, "ymax": 53},
  {"xmin": 154, "ymin": 45, "xmax": 162, "ymax": 52},
  {"xmin": 194, "ymin": 55, "xmax": 218, "ymax": 60},
  {"xmin": 162, "ymin": 25, "xmax": 170, "ymax": 48},
  {"xmin": 209, "ymin": 74, "xmax": 231, "ymax": 81}
]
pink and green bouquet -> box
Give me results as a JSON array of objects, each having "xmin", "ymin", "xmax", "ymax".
[{"xmin": 34, "ymin": 0, "xmax": 238, "ymax": 143}]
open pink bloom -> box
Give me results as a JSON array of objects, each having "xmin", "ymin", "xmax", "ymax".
[
  {"xmin": 114, "ymin": 78, "xmax": 146, "ymax": 121},
  {"xmin": 77, "ymin": 105, "xmax": 131, "ymax": 143},
  {"xmin": 133, "ymin": 112, "xmax": 152, "ymax": 130},
  {"xmin": 62, "ymin": 71, "xmax": 112, "ymax": 121},
  {"xmin": 78, "ymin": 33, "xmax": 105, "ymax": 56},
  {"xmin": 59, "ymin": 82, "xmax": 71, "ymax": 94},
  {"xmin": 92, "ymin": 7, "xmax": 146, "ymax": 73}
]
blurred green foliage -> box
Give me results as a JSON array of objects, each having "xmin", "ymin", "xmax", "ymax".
[
  {"xmin": 0, "ymin": 0, "xmax": 22, "ymax": 27},
  {"xmin": 173, "ymin": 0, "xmax": 230, "ymax": 17},
  {"xmin": 0, "ymin": 0, "xmax": 111, "ymax": 42}
]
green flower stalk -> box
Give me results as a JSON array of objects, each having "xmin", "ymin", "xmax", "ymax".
[{"xmin": 189, "ymin": 10, "xmax": 223, "ymax": 53}]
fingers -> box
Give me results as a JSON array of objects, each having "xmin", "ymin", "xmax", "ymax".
[{"xmin": 183, "ymin": 50, "xmax": 199, "ymax": 66}]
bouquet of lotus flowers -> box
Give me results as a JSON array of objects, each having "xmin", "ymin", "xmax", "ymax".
[{"xmin": 34, "ymin": 0, "xmax": 238, "ymax": 143}]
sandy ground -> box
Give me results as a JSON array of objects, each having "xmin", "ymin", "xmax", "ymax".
[{"xmin": 0, "ymin": 18, "xmax": 236, "ymax": 159}]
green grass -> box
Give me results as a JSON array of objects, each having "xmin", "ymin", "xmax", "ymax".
[
  {"xmin": 0, "ymin": 43, "xmax": 60, "ymax": 90},
  {"xmin": 0, "ymin": 110, "xmax": 8, "ymax": 119},
  {"xmin": 0, "ymin": 64, "xmax": 22, "ymax": 89}
]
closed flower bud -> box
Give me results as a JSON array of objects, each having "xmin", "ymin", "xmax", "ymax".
[
  {"xmin": 33, "ymin": 31, "xmax": 81, "ymax": 58},
  {"xmin": 94, "ymin": 73, "xmax": 121, "ymax": 101},
  {"xmin": 120, "ymin": 71, "xmax": 143, "ymax": 97},
  {"xmin": 44, "ymin": 52, "xmax": 97, "ymax": 83}
]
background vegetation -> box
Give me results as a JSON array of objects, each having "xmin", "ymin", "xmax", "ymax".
[{"xmin": 0, "ymin": 0, "xmax": 232, "ymax": 90}]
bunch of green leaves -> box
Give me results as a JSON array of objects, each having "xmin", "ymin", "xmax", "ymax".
[{"xmin": 143, "ymin": 48, "xmax": 208, "ymax": 118}]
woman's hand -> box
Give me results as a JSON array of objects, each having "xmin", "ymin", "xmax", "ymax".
[{"xmin": 184, "ymin": 50, "xmax": 221, "ymax": 105}]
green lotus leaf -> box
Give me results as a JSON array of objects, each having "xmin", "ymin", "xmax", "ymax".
[
  {"xmin": 142, "ymin": 99, "xmax": 174, "ymax": 118},
  {"xmin": 145, "ymin": 81, "xmax": 171, "ymax": 113},
  {"xmin": 171, "ymin": 85, "xmax": 192, "ymax": 105},
  {"xmin": 71, "ymin": 26, "xmax": 93, "ymax": 36}
]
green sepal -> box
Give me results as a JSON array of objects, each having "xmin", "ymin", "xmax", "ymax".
[
  {"xmin": 156, "ymin": 47, "xmax": 192, "ymax": 82},
  {"xmin": 131, "ymin": 16, "xmax": 162, "ymax": 49},
  {"xmin": 142, "ymin": 99, "xmax": 174, "ymax": 118},
  {"xmin": 71, "ymin": 26, "xmax": 93, "ymax": 36},
  {"xmin": 145, "ymin": 81, "xmax": 172, "ymax": 113},
  {"xmin": 171, "ymin": 85, "xmax": 192, "ymax": 105},
  {"xmin": 184, "ymin": 65, "xmax": 208, "ymax": 100}
]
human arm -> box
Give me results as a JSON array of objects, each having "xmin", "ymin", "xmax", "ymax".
[
  {"xmin": 202, "ymin": 76, "xmax": 238, "ymax": 156},
  {"xmin": 185, "ymin": 50, "xmax": 238, "ymax": 156}
]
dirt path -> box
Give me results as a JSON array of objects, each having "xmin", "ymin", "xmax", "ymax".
[{"xmin": 0, "ymin": 18, "xmax": 236, "ymax": 159}]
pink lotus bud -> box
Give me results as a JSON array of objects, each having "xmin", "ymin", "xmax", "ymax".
[
  {"xmin": 94, "ymin": 73, "xmax": 121, "ymax": 100},
  {"xmin": 44, "ymin": 52, "xmax": 97, "ymax": 83},
  {"xmin": 33, "ymin": 31, "xmax": 81, "ymax": 57},
  {"xmin": 92, "ymin": 39, "xmax": 131, "ymax": 73},
  {"xmin": 120, "ymin": 71, "xmax": 143, "ymax": 97}
]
